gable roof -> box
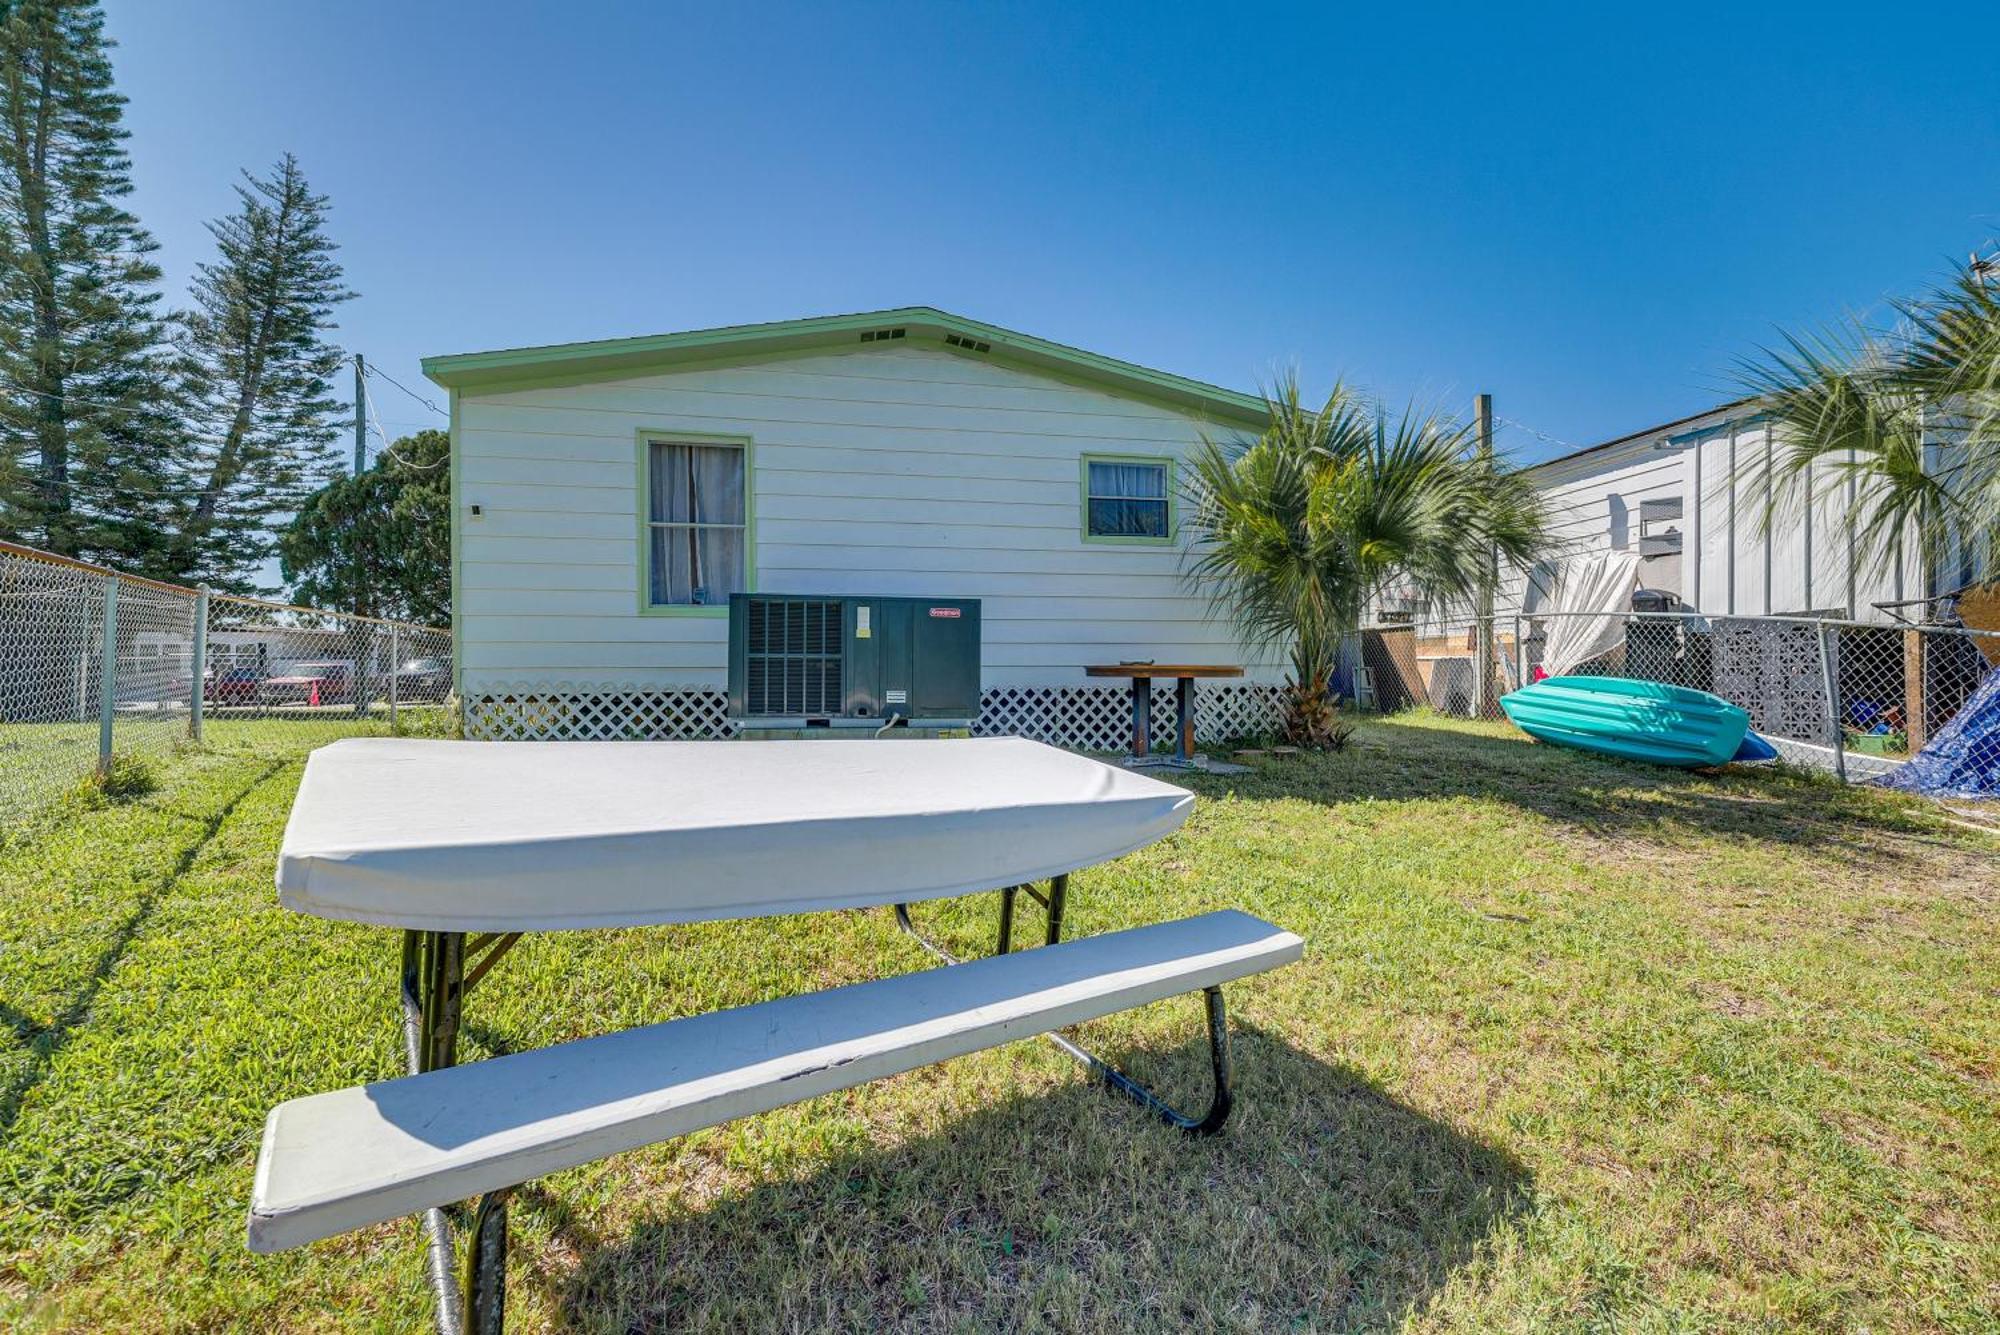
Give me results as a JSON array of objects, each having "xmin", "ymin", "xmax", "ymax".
[{"xmin": 420, "ymin": 306, "xmax": 1271, "ymax": 428}]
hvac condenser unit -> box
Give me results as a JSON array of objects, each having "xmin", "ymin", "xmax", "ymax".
[{"xmin": 727, "ymin": 593, "xmax": 981, "ymax": 726}]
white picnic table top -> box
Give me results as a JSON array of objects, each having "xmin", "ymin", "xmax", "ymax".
[{"xmin": 277, "ymin": 737, "xmax": 1195, "ymax": 932}]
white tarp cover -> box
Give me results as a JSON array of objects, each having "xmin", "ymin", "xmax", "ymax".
[
  {"xmin": 277, "ymin": 737, "xmax": 1195, "ymax": 932},
  {"xmin": 1540, "ymin": 551, "xmax": 1643, "ymax": 676}
]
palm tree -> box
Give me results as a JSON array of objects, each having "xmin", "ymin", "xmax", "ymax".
[
  {"xmin": 1742, "ymin": 256, "xmax": 2000, "ymax": 595},
  {"xmin": 1182, "ymin": 377, "xmax": 1552, "ymax": 745}
]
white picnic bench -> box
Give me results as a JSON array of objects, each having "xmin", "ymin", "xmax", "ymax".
[{"xmin": 249, "ymin": 737, "xmax": 1303, "ymax": 1333}]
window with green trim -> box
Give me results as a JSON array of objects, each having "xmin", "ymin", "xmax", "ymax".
[
  {"xmin": 645, "ymin": 439, "xmax": 747, "ymax": 606},
  {"xmin": 1084, "ymin": 457, "xmax": 1171, "ymax": 540}
]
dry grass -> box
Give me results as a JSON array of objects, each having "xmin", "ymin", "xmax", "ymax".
[{"xmin": 0, "ymin": 715, "xmax": 1995, "ymax": 1331}]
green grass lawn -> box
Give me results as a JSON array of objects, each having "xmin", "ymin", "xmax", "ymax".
[
  {"xmin": 0, "ymin": 708, "xmax": 454, "ymax": 834},
  {"xmin": 0, "ymin": 716, "xmax": 1994, "ymax": 1332}
]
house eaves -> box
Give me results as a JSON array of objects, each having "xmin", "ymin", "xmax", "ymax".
[{"xmin": 422, "ymin": 306, "xmax": 1271, "ymax": 430}]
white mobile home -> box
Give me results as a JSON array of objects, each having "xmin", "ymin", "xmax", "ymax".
[
  {"xmin": 422, "ymin": 309, "xmax": 1283, "ymax": 744},
  {"xmin": 1501, "ymin": 402, "xmax": 1926, "ymax": 621}
]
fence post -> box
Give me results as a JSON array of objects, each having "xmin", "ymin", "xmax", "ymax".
[
  {"xmin": 97, "ymin": 575, "xmax": 120, "ymax": 777},
  {"xmin": 1817, "ymin": 621, "xmax": 1847, "ymax": 784},
  {"xmin": 1513, "ymin": 615, "xmax": 1526, "ymax": 691},
  {"xmin": 190, "ymin": 585, "xmax": 209, "ymax": 744},
  {"xmin": 388, "ymin": 623, "xmax": 399, "ymax": 732},
  {"xmin": 1902, "ymin": 628, "xmax": 1928, "ymax": 752},
  {"xmin": 1474, "ymin": 615, "xmax": 1494, "ymax": 717}
]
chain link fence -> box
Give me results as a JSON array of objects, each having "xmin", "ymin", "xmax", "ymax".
[
  {"xmin": 2, "ymin": 540, "xmax": 452, "ymax": 827},
  {"xmin": 1362, "ymin": 610, "xmax": 2000, "ymax": 784}
]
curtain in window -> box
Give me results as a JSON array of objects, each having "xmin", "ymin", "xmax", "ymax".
[
  {"xmin": 1087, "ymin": 460, "xmax": 1169, "ymax": 538},
  {"xmin": 648, "ymin": 442, "xmax": 746, "ymax": 604},
  {"xmin": 650, "ymin": 526, "xmax": 746, "ymax": 605},
  {"xmin": 650, "ymin": 442, "xmax": 744, "ymax": 525}
]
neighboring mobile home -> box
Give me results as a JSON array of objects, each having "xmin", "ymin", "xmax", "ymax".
[
  {"xmin": 1491, "ymin": 402, "xmax": 1926, "ymax": 622},
  {"xmin": 421, "ymin": 308, "xmax": 1283, "ymax": 745}
]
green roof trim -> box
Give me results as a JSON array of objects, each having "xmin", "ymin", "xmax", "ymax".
[{"xmin": 420, "ymin": 306, "xmax": 1270, "ymax": 428}]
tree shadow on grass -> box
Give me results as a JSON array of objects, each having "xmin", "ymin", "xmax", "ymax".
[
  {"xmin": 0, "ymin": 756, "xmax": 288, "ymax": 1139},
  {"xmin": 552, "ymin": 1021, "xmax": 1529, "ymax": 1332},
  {"xmin": 1192, "ymin": 717, "xmax": 1963, "ymax": 871}
]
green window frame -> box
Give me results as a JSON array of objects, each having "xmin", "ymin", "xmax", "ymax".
[
  {"xmin": 1080, "ymin": 453, "xmax": 1176, "ymax": 546},
  {"xmin": 635, "ymin": 430, "xmax": 756, "ymax": 616}
]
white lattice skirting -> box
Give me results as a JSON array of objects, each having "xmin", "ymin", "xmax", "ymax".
[{"xmin": 465, "ymin": 683, "xmax": 1283, "ymax": 749}]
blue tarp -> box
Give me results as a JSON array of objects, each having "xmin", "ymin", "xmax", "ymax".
[{"xmin": 1877, "ymin": 662, "xmax": 2000, "ymax": 799}]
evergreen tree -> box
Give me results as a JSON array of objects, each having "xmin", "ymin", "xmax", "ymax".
[
  {"xmin": 0, "ymin": 0, "xmax": 181, "ymax": 569},
  {"xmin": 279, "ymin": 429, "xmax": 450, "ymax": 623},
  {"xmin": 172, "ymin": 152, "xmax": 351, "ymax": 588}
]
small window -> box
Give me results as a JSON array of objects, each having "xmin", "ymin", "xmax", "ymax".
[
  {"xmin": 646, "ymin": 439, "xmax": 747, "ymax": 606},
  {"xmin": 1083, "ymin": 456, "xmax": 1171, "ymax": 542},
  {"xmin": 1639, "ymin": 496, "xmax": 1684, "ymax": 556}
]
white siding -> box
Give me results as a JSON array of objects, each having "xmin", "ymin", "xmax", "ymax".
[
  {"xmin": 454, "ymin": 344, "xmax": 1272, "ymax": 693},
  {"xmin": 1500, "ymin": 435, "xmax": 1687, "ymax": 617},
  {"xmin": 1508, "ymin": 411, "xmax": 1913, "ymax": 623},
  {"xmin": 1726, "ymin": 423, "xmax": 1767, "ymax": 614}
]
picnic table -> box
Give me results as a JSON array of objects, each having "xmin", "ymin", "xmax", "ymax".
[
  {"xmin": 250, "ymin": 737, "xmax": 1300, "ymax": 1332},
  {"xmin": 1083, "ymin": 663, "xmax": 1245, "ymax": 766}
]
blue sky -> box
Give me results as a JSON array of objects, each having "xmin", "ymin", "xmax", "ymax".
[{"xmin": 105, "ymin": 1, "xmax": 1998, "ymax": 464}]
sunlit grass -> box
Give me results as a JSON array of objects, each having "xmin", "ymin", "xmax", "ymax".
[{"xmin": 0, "ymin": 717, "xmax": 1993, "ymax": 1331}]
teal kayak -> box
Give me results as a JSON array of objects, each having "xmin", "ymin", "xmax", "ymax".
[{"xmin": 1499, "ymin": 676, "xmax": 1750, "ymax": 768}]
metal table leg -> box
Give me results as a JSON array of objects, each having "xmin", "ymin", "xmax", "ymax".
[
  {"xmin": 400, "ymin": 929, "xmax": 522, "ymax": 1334},
  {"xmin": 465, "ymin": 1188, "xmax": 512, "ymax": 1335},
  {"xmin": 892, "ymin": 876, "xmax": 1237, "ymax": 1135},
  {"xmin": 402, "ymin": 931, "xmax": 468, "ymax": 1334},
  {"xmin": 996, "ymin": 884, "xmax": 1017, "ymax": 955}
]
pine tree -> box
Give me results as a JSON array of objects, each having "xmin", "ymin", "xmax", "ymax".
[
  {"xmin": 0, "ymin": 0, "xmax": 181, "ymax": 569},
  {"xmin": 172, "ymin": 153, "xmax": 352, "ymax": 589}
]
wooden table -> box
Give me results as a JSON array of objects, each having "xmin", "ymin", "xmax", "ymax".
[{"xmin": 1084, "ymin": 663, "xmax": 1245, "ymax": 765}]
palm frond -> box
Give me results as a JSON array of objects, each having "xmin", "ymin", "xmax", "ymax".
[
  {"xmin": 1181, "ymin": 373, "xmax": 1554, "ymax": 725},
  {"xmin": 1738, "ymin": 252, "xmax": 2000, "ymax": 585}
]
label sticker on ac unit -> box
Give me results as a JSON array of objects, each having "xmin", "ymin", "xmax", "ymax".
[
  {"xmin": 928, "ymin": 606, "xmax": 961, "ymax": 618},
  {"xmin": 855, "ymin": 606, "xmax": 870, "ymax": 639},
  {"xmin": 886, "ymin": 689, "xmax": 908, "ymax": 704}
]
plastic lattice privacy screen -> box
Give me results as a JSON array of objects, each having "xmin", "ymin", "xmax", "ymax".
[{"xmin": 466, "ymin": 683, "xmax": 1284, "ymax": 748}]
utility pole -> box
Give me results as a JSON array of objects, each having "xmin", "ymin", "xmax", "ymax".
[
  {"xmin": 353, "ymin": 354, "xmax": 367, "ymax": 475},
  {"xmin": 1474, "ymin": 393, "xmax": 1497, "ymax": 717}
]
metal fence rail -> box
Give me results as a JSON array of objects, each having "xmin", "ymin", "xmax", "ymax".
[
  {"xmin": 1369, "ymin": 609, "xmax": 2000, "ymax": 784},
  {"xmin": 1, "ymin": 540, "xmax": 451, "ymax": 827}
]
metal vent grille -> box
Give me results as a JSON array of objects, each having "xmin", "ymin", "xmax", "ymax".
[{"xmin": 743, "ymin": 597, "xmax": 843, "ymax": 716}]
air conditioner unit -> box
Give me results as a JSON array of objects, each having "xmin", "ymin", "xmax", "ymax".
[{"xmin": 726, "ymin": 593, "xmax": 981, "ymax": 727}]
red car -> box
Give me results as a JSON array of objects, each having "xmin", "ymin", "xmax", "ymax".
[
  {"xmin": 204, "ymin": 666, "xmax": 263, "ymax": 705},
  {"xmin": 260, "ymin": 661, "xmax": 353, "ymax": 707}
]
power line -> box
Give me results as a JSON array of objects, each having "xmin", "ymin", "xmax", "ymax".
[
  {"xmin": 0, "ymin": 379, "xmax": 173, "ymax": 422},
  {"xmin": 376, "ymin": 440, "xmax": 446, "ymax": 472},
  {"xmin": 6, "ymin": 360, "xmax": 440, "ymax": 456},
  {"xmin": 364, "ymin": 377, "xmax": 392, "ymax": 454},
  {"xmin": 11, "ymin": 477, "xmax": 219, "ymax": 499},
  {"xmin": 359, "ymin": 358, "xmax": 446, "ymax": 419},
  {"xmin": 1495, "ymin": 415, "xmax": 1579, "ymax": 455},
  {"xmin": 352, "ymin": 358, "xmax": 446, "ymax": 473}
]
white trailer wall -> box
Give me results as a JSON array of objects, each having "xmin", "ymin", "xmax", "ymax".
[{"xmin": 1505, "ymin": 408, "xmax": 1920, "ymax": 624}]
